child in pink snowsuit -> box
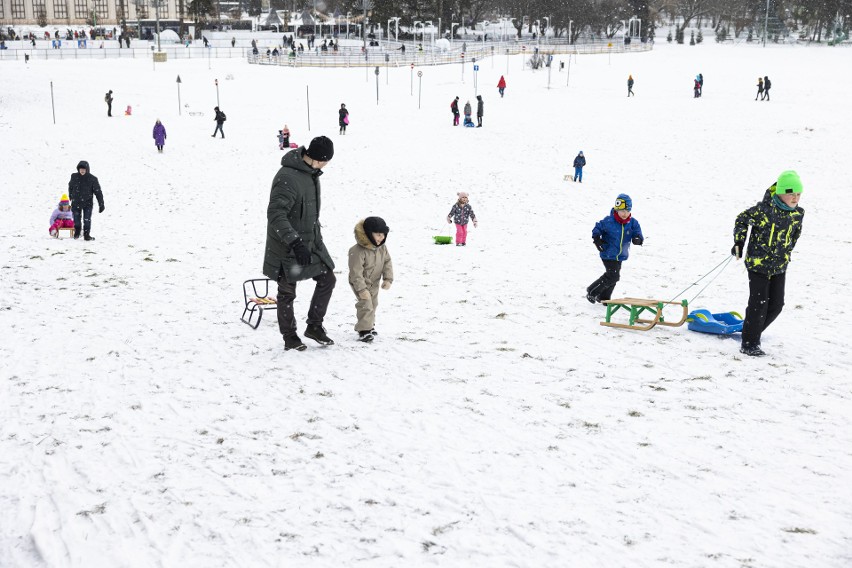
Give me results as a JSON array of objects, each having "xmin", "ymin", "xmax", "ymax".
[
  {"xmin": 446, "ymin": 191, "xmax": 478, "ymax": 246},
  {"xmin": 49, "ymin": 194, "xmax": 74, "ymax": 236}
]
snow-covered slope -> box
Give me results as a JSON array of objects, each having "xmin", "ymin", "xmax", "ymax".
[{"xmin": 1, "ymin": 41, "xmax": 851, "ymax": 567}]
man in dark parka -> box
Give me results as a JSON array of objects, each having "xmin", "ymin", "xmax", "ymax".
[
  {"xmin": 476, "ymin": 95, "xmax": 484, "ymax": 127},
  {"xmin": 263, "ymin": 136, "xmax": 337, "ymax": 351},
  {"xmin": 68, "ymin": 160, "xmax": 105, "ymax": 240}
]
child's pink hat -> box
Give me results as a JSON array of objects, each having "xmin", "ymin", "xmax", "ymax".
[{"xmin": 457, "ymin": 192, "xmax": 469, "ymax": 198}]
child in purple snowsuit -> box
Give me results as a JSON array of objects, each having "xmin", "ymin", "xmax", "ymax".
[
  {"xmin": 153, "ymin": 119, "xmax": 166, "ymax": 153},
  {"xmin": 446, "ymin": 192, "xmax": 478, "ymax": 246},
  {"xmin": 49, "ymin": 194, "xmax": 74, "ymax": 236}
]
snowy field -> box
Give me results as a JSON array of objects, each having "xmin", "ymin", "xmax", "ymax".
[{"xmin": 1, "ymin": 41, "xmax": 851, "ymax": 567}]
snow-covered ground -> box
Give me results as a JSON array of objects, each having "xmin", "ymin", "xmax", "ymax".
[{"xmin": 1, "ymin": 41, "xmax": 851, "ymax": 567}]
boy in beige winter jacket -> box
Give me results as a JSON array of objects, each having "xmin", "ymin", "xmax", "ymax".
[{"xmin": 348, "ymin": 216, "xmax": 393, "ymax": 342}]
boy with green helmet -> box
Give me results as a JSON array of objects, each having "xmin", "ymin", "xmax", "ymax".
[{"xmin": 732, "ymin": 170, "xmax": 805, "ymax": 357}]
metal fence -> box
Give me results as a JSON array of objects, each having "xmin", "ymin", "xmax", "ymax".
[
  {"xmin": 249, "ymin": 40, "xmax": 653, "ymax": 68},
  {"xmin": 0, "ymin": 38, "xmax": 652, "ymax": 64}
]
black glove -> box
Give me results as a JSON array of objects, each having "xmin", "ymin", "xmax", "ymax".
[
  {"xmin": 98, "ymin": 204, "xmax": 105, "ymax": 213},
  {"xmin": 631, "ymin": 235, "xmax": 643, "ymax": 246},
  {"xmin": 290, "ymin": 239, "xmax": 311, "ymax": 266},
  {"xmin": 731, "ymin": 242, "xmax": 744, "ymax": 259},
  {"xmin": 593, "ymin": 236, "xmax": 605, "ymax": 252}
]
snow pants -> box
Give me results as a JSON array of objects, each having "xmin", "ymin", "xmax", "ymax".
[
  {"xmin": 49, "ymin": 218, "xmax": 74, "ymax": 235},
  {"xmin": 72, "ymin": 202, "xmax": 93, "ymax": 235},
  {"xmin": 353, "ymin": 286, "xmax": 380, "ymax": 332},
  {"xmin": 276, "ymin": 270, "xmax": 336, "ymax": 337},
  {"xmin": 574, "ymin": 167, "xmax": 583, "ymax": 182},
  {"xmin": 455, "ymin": 223, "xmax": 468, "ymax": 245},
  {"xmin": 741, "ymin": 270, "xmax": 786, "ymax": 348},
  {"xmin": 587, "ymin": 259, "xmax": 622, "ymax": 302},
  {"xmin": 453, "ymin": 112, "xmax": 460, "ymax": 126}
]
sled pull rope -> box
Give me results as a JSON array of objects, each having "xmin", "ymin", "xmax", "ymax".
[{"xmin": 667, "ymin": 254, "xmax": 735, "ymax": 305}]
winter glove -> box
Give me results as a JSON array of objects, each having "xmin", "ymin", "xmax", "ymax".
[
  {"xmin": 381, "ymin": 281, "xmax": 392, "ymax": 290},
  {"xmin": 99, "ymin": 204, "xmax": 105, "ymax": 213},
  {"xmin": 447, "ymin": 217, "xmax": 452, "ymax": 224},
  {"xmin": 473, "ymin": 220, "xmax": 478, "ymax": 228},
  {"xmin": 593, "ymin": 236, "xmax": 605, "ymax": 252},
  {"xmin": 290, "ymin": 239, "xmax": 311, "ymax": 266},
  {"xmin": 731, "ymin": 242, "xmax": 744, "ymax": 259},
  {"xmin": 631, "ymin": 235, "xmax": 643, "ymax": 246},
  {"xmin": 357, "ymin": 289, "xmax": 372, "ymax": 300}
]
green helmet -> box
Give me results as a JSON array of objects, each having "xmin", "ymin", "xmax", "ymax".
[{"xmin": 774, "ymin": 170, "xmax": 803, "ymax": 195}]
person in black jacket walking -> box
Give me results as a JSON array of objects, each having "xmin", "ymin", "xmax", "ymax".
[
  {"xmin": 338, "ymin": 103, "xmax": 349, "ymax": 135},
  {"xmin": 476, "ymin": 95, "xmax": 484, "ymax": 127},
  {"xmin": 68, "ymin": 160, "xmax": 105, "ymax": 240},
  {"xmin": 212, "ymin": 106, "xmax": 226, "ymax": 138},
  {"xmin": 263, "ymin": 137, "xmax": 337, "ymax": 352},
  {"xmin": 761, "ymin": 76, "xmax": 771, "ymax": 101},
  {"xmin": 105, "ymin": 90, "xmax": 113, "ymax": 116}
]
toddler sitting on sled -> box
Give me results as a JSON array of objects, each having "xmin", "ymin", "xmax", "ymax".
[{"xmin": 48, "ymin": 194, "xmax": 74, "ymax": 237}]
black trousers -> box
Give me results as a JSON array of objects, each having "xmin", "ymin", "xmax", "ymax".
[
  {"xmin": 477, "ymin": 115, "xmax": 482, "ymax": 126},
  {"xmin": 587, "ymin": 259, "xmax": 622, "ymax": 301},
  {"xmin": 276, "ymin": 270, "xmax": 336, "ymax": 336},
  {"xmin": 107, "ymin": 101, "xmax": 112, "ymax": 116},
  {"xmin": 741, "ymin": 270, "xmax": 786, "ymax": 347},
  {"xmin": 71, "ymin": 202, "xmax": 93, "ymax": 234},
  {"xmin": 213, "ymin": 123, "xmax": 224, "ymax": 137}
]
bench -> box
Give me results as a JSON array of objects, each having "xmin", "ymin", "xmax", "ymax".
[{"xmin": 241, "ymin": 279, "xmax": 277, "ymax": 329}]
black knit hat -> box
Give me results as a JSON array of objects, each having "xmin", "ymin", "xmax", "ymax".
[
  {"xmin": 305, "ymin": 136, "xmax": 334, "ymax": 161},
  {"xmin": 363, "ymin": 216, "xmax": 389, "ymax": 246}
]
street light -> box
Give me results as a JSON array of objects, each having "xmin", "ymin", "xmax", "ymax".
[
  {"xmin": 392, "ymin": 16, "xmax": 401, "ymax": 41},
  {"xmin": 346, "ymin": 11, "xmax": 351, "ymax": 39}
]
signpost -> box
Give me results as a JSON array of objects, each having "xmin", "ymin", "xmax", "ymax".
[
  {"xmin": 375, "ymin": 66, "xmax": 380, "ymax": 104},
  {"xmin": 473, "ymin": 63, "xmax": 479, "ymax": 95},
  {"xmin": 410, "ymin": 63, "xmax": 414, "ymax": 96},
  {"xmin": 461, "ymin": 52, "xmax": 465, "ymax": 82},
  {"xmin": 176, "ymin": 75, "xmax": 182, "ymax": 115},
  {"xmin": 214, "ymin": 78, "xmax": 219, "ymax": 107},
  {"xmin": 522, "ymin": 45, "xmax": 526, "ymax": 71},
  {"xmin": 418, "ymin": 70, "xmax": 423, "ymax": 109}
]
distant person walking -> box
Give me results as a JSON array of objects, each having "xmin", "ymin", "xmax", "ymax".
[
  {"xmin": 697, "ymin": 73, "xmax": 703, "ymax": 96},
  {"xmin": 627, "ymin": 75, "xmax": 635, "ymax": 97},
  {"xmin": 451, "ymin": 96, "xmax": 460, "ymax": 126},
  {"xmin": 476, "ymin": 95, "xmax": 484, "ymax": 127},
  {"xmin": 694, "ymin": 76, "xmax": 701, "ymax": 98},
  {"xmin": 755, "ymin": 77, "xmax": 764, "ymax": 100},
  {"xmin": 497, "ymin": 75, "xmax": 506, "ymax": 98},
  {"xmin": 762, "ymin": 75, "xmax": 771, "ymax": 101},
  {"xmin": 573, "ymin": 151, "xmax": 586, "ymax": 183},
  {"xmin": 212, "ymin": 106, "xmax": 226, "ymax": 138},
  {"xmin": 339, "ymin": 103, "xmax": 349, "ymax": 135},
  {"xmin": 105, "ymin": 90, "xmax": 113, "ymax": 116},
  {"xmin": 153, "ymin": 119, "xmax": 166, "ymax": 152}
]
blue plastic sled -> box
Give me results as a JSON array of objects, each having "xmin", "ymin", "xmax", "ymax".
[{"xmin": 686, "ymin": 309, "xmax": 744, "ymax": 335}]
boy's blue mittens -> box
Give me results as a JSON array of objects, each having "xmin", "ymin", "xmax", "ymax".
[
  {"xmin": 290, "ymin": 239, "xmax": 312, "ymax": 266},
  {"xmin": 631, "ymin": 235, "xmax": 643, "ymax": 246},
  {"xmin": 593, "ymin": 236, "xmax": 605, "ymax": 252}
]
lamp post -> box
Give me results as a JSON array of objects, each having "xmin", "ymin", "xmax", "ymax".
[
  {"xmin": 568, "ymin": 20, "xmax": 573, "ymax": 44},
  {"xmin": 392, "ymin": 16, "xmax": 400, "ymax": 41},
  {"xmin": 346, "ymin": 11, "xmax": 351, "ymax": 39}
]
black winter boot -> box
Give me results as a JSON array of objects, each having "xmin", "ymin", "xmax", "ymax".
[
  {"xmin": 84, "ymin": 232, "xmax": 95, "ymax": 241},
  {"xmin": 739, "ymin": 343, "xmax": 766, "ymax": 357},
  {"xmin": 358, "ymin": 330, "xmax": 374, "ymax": 343},
  {"xmin": 74, "ymin": 228, "xmax": 81, "ymax": 239},
  {"xmin": 304, "ymin": 324, "xmax": 334, "ymax": 345},
  {"xmin": 284, "ymin": 334, "xmax": 307, "ymax": 351}
]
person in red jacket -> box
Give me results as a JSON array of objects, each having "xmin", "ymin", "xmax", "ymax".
[{"xmin": 497, "ymin": 75, "xmax": 506, "ymax": 98}]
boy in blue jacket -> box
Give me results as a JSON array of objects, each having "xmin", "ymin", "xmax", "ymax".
[{"xmin": 587, "ymin": 193, "xmax": 644, "ymax": 303}]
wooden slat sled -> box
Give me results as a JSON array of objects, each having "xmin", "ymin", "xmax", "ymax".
[{"xmin": 600, "ymin": 298, "xmax": 689, "ymax": 331}]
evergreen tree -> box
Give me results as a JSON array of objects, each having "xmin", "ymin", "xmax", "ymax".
[
  {"xmin": 696, "ymin": 29, "xmax": 703, "ymax": 43},
  {"xmin": 667, "ymin": 29, "xmax": 672, "ymax": 42},
  {"xmin": 689, "ymin": 29, "xmax": 695, "ymax": 44}
]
